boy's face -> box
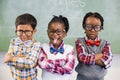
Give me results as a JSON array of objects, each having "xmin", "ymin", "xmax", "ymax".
[
  {"xmin": 16, "ymin": 24, "xmax": 36, "ymax": 41},
  {"xmin": 47, "ymin": 22, "xmax": 66, "ymax": 48},
  {"xmin": 84, "ymin": 17, "xmax": 102, "ymax": 40}
]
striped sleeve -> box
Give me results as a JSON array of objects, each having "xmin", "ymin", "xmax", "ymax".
[
  {"xmin": 38, "ymin": 48, "xmax": 55, "ymax": 72},
  {"xmin": 101, "ymin": 41, "xmax": 113, "ymax": 68},
  {"xmin": 38, "ymin": 47, "xmax": 75, "ymax": 75},
  {"xmin": 75, "ymin": 38, "xmax": 95, "ymax": 65},
  {"xmin": 53, "ymin": 50, "xmax": 75, "ymax": 75}
]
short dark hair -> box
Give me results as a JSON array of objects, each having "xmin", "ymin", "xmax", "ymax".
[
  {"xmin": 15, "ymin": 13, "xmax": 37, "ymax": 30},
  {"xmin": 82, "ymin": 12, "xmax": 104, "ymax": 29},
  {"xmin": 48, "ymin": 15, "xmax": 69, "ymax": 33}
]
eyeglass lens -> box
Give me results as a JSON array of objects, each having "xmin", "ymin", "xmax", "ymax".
[
  {"xmin": 85, "ymin": 25, "xmax": 101, "ymax": 31},
  {"xmin": 48, "ymin": 29, "xmax": 65, "ymax": 35},
  {"xmin": 16, "ymin": 30, "xmax": 33, "ymax": 36}
]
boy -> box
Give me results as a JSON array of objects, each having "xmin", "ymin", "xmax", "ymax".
[
  {"xmin": 75, "ymin": 12, "xmax": 113, "ymax": 80},
  {"xmin": 4, "ymin": 13, "xmax": 41, "ymax": 80}
]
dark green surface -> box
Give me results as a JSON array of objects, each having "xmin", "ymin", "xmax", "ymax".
[{"xmin": 0, "ymin": 0, "xmax": 120, "ymax": 53}]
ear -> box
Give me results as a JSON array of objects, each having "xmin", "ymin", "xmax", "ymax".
[
  {"xmin": 47, "ymin": 30, "xmax": 50, "ymax": 35},
  {"xmin": 63, "ymin": 31, "xmax": 67, "ymax": 38},
  {"xmin": 83, "ymin": 28, "xmax": 86, "ymax": 33},
  {"xmin": 83, "ymin": 27, "xmax": 86, "ymax": 30},
  {"xmin": 33, "ymin": 28, "xmax": 37, "ymax": 34}
]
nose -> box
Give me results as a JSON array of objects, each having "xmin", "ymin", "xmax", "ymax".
[
  {"xmin": 22, "ymin": 32, "xmax": 26, "ymax": 36},
  {"xmin": 91, "ymin": 28, "xmax": 96, "ymax": 32},
  {"xmin": 52, "ymin": 32, "xmax": 58, "ymax": 35},
  {"xmin": 53, "ymin": 33, "xmax": 59, "ymax": 39}
]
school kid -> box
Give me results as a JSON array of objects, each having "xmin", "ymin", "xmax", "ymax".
[
  {"xmin": 38, "ymin": 15, "xmax": 75, "ymax": 80},
  {"xmin": 75, "ymin": 12, "xmax": 113, "ymax": 80},
  {"xmin": 4, "ymin": 13, "xmax": 41, "ymax": 80}
]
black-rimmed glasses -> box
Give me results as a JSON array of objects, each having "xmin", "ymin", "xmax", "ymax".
[
  {"xmin": 16, "ymin": 30, "xmax": 33, "ymax": 36},
  {"xmin": 85, "ymin": 24, "xmax": 101, "ymax": 32},
  {"xmin": 47, "ymin": 29, "xmax": 65, "ymax": 35}
]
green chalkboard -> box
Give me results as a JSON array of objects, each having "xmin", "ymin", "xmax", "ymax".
[{"xmin": 0, "ymin": 0, "xmax": 120, "ymax": 53}]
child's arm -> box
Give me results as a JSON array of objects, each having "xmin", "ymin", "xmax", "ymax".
[
  {"xmin": 98, "ymin": 41, "xmax": 113, "ymax": 68},
  {"xmin": 76, "ymin": 40, "xmax": 95, "ymax": 65},
  {"xmin": 94, "ymin": 41, "xmax": 113, "ymax": 68},
  {"xmin": 53, "ymin": 50, "xmax": 75, "ymax": 75},
  {"xmin": 95, "ymin": 53, "xmax": 105, "ymax": 67},
  {"xmin": 38, "ymin": 48, "xmax": 66, "ymax": 72},
  {"xmin": 38, "ymin": 48, "xmax": 55, "ymax": 72},
  {"xmin": 76, "ymin": 39, "xmax": 113, "ymax": 68},
  {"xmin": 4, "ymin": 53, "xmax": 13, "ymax": 63},
  {"xmin": 6, "ymin": 42, "xmax": 41, "ymax": 69},
  {"xmin": 38, "ymin": 47, "xmax": 75, "ymax": 75},
  {"xmin": 4, "ymin": 40, "xmax": 14, "ymax": 63}
]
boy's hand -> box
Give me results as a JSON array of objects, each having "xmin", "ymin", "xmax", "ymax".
[
  {"xmin": 4, "ymin": 53, "xmax": 13, "ymax": 63},
  {"xmin": 95, "ymin": 53, "xmax": 103, "ymax": 61},
  {"xmin": 95, "ymin": 53, "xmax": 105, "ymax": 66}
]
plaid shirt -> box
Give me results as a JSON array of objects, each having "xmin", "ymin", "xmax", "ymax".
[
  {"xmin": 38, "ymin": 42, "xmax": 75, "ymax": 75},
  {"xmin": 75, "ymin": 37, "xmax": 113, "ymax": 68},
  {"xmin": 6, "ymin": 38, "xmax": 41, "ymax": 80}
]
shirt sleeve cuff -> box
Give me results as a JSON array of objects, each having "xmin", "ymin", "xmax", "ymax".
[{"xmin": 101, "ymin": 58, "xmax": 111, "ymax": 68}]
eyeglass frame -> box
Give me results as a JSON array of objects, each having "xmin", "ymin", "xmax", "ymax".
[
  {"xmin": 47, "ymin": 29, "xmax": 66, "ymax": 35},
  {"xmin": 15, "ymin": 30, "xmax": 33, "ymax": 36},
  {"xmin": 84, "ymin": 24, "xmax": 102, "ymax": 32}
]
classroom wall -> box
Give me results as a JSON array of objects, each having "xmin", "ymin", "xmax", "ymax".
[{"xmin": 0, "ymin": 0, "xmax": 120, "ymax": 53}]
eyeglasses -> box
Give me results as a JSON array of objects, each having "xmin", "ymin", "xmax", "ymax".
[
  {"xmin": 47, "ymin": 29, "xmax": 65, "ymax": 35},
  {"xmin": 16, "ymin": 30, "xmax": 33, "ymax": 36},
  {"xmin": 85, "ymin": 24, "xmax": 101, "ymax": 32}
]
